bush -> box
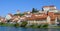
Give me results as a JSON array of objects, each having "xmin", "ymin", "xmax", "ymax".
[
  {"xmin": 14, "ymin": 13, "xmax": 24, "ymax": 17},
  {"xmin": 29, "ymin": 24, "xmax": 41, "ymax": 28},
  {"xmin": 20, "ymin": 21, "xmax": 27, "ymax": 27},
  {"xmin": 0, "ymin": 22, "xmax": 4, "ymax": 25},
  {"xmin": 37, "ymin": 25, "xmax": 41, "ymax": 28},
  {"xmin": 42, "ymin": 24, "xmax": 48, "ymax": 28},
  {"xmin": 14, "ymin": 23, "xmax": 20, "ymax": 27},
  {"xmin": 0, "ymin": 23, "xmax": 8, "ymax": 26},
  {"xmin": 30, "ymin": 24, "xmax": 34, "ymax": 27}
]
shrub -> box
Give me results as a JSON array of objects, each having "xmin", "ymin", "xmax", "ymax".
[
  {"xmin": 30, "ymin": 24, "xmax": 34, "ymax": 27},
  {"xmin": 29, "ymin": 24, "xmax": 41, "ymax": 28},
  {"xmin": 37, "ymin": 25, "xmax": 41, "ymax": 28},
  {"xmin": 14, "ymin": 23, "xmax": 20, "ymax": 27},
  {"xmin": 0, "ymin": 22, "xmax": 5, "ymax": 25},
  {"xmin": 42, "ymin": 24, "xmax": 48, "ymax": 28},
  {"xmin": 20, "ymin": 21, "xmax": 27, "ymax": 27}
]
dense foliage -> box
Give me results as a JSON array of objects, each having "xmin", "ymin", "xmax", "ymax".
[
  {"xmin": 32, "ymin": 8, "xmax": 38, "ymax": 13},
  {"xmin": 14, "ymin": 13, "xmax": 24, "ymax": 17},
  {"xmin": 20, "ymin": 21, "xmax": 27, "ymax": 27}
]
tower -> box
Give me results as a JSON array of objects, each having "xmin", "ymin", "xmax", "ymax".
[
  {"xmin": 47, "ymin": 16, "xmax": 51, "ymax": 24},
  {"xmin": 55, "ymin": 17, "xmax": 57, "ymax": 26},
  {"xmin": 16, "ymin": 10, "xmax": 20, "ymax": 14}
]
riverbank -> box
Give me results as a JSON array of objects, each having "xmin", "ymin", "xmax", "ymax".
[
  {"xmin": 0, "ymin": 22, "xmax": 60, "ymax": 28},
  {"xmin": 0, "ymin": 23, "xmax": 15, "ymax": 27},
  {"xmin": 0, "ymin": 22, "xmax": 48, "ymax": 28}
]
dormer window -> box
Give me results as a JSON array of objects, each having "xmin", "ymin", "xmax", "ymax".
[
  {"xmin": 35, "ymin": 15, "xmax": 38, "ymax": 16},
  {"xmin": 20, "ymin": 18, "xmax": 25, "ymax": 19},
  {"xmin": 39, "ymin": 15, "xmax": 43, "ymax": 16},
  {"xmin": 44, "ymin": 8, "xmax": 49, "ymax": 10},
  {"xmin": 35, "ymin": 14, "xmax": 43, "ymax": 16},
  {"xmin": 25, "ymin": 15, "xmax": 31, "ymax": 17},
  {"xmin": 26, "ymin": 15, "xmax": 31, "ymax": 17}
]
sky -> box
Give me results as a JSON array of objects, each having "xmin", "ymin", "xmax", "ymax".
[{"xmin": 0, "ymin": 0, "xmax": 60, "ymax": 17}]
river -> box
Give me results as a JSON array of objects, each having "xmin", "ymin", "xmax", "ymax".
[{"xmin": 0, "ymin": 26, "xmax": 60, "ymax": 31}]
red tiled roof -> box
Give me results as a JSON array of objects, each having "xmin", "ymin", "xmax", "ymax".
[
  {"xmin": 26, "ymin": 13, "xmax": 47, "ymax": 20},
  {"xmin": 21, "ymin": 12, "xmax": 58, "ymax": 21},
  {"xmin": 43, "ymin": 5, "xmax": 55, "ymax": 8}
]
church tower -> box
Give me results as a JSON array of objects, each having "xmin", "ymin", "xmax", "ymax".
[
  {"xmin": 47, "ymin": 16, "xmax": 51, "ymax": 25},
  {"xmin": 16, "ymin": 10, "xmax": 20, "ymax": 14}
]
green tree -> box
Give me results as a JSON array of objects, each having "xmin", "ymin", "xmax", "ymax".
[
  {"xmin": 42, "ymin": 24, "xmax": 48, "ymax": 28},
  {"xmin": 14, "ymin": 13, "xmax": 24, "ymax": 17},
  {"xmin": 20, "ymin": 21, "xmax": 27, "ymax": 27},
  {"xmin": 32, "ymin": 8, "xmax": 38, "ymax": 13},
  {"xmin": 14, "ymin": 23, "xmax": 20, "ymax": 27}
]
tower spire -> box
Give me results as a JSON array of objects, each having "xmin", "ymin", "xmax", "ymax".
[{"xmin": 17, "ymin": 10, "xmax": 20, "ymax": 14}]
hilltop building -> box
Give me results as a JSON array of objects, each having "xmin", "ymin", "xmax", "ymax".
[
  {"xmin": 5, "ymin": 13, "xmax": 13, "ymax": 20},
  {"xmin": 16, "ymin": 10, "xmax": 20, "ymax": 14},
  {"xmin": 0, "ymin": 5, "xmax": 60, "ymax": 26}
]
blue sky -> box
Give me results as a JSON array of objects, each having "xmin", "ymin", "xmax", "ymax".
[{"xmin": 0, "ymin": 0, "xmax": 60, "ymax": 17}]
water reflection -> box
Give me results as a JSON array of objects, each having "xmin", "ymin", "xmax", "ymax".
[
  {"xmin": 0, "ymin": 26, "xmax": 60, "ymax": 31},
  {"xmin": 48, "ymin": 28, "xmax": 60, "ymax": 31}
]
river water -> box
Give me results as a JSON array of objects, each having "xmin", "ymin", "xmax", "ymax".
[{"xmin": 0, "ymin": 26, "xmax": 60, "ymax": 31}]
